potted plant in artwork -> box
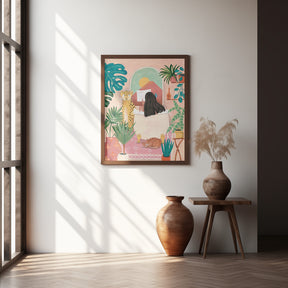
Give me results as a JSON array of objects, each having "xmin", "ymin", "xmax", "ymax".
[
  {"xmin": 166, "ymin": 101, "xmax": 184, "ymax": 138},
  {"xmin": 173, "ymin": 66, "xmax": 185, "ymax": 103},
  {"xmin": 159, "ymin": 64, "xmax": 180, "ymax": 84},
  {"xmin": 104, "ymin": 107, "xmax": 123, "ymax": 160},
  {"xmin": 173, "ymin": 81, "xmax": 185, "ymax": 103},
  {"xmin": 161, "ymin": 138, "xmax": 174, "ymax": 161},
  {"xmin": 193, "ymin": 117, "xmax": 238, "ymax": 200},
  {"xmin": 105, "ymin": 106, "xmax": 123, "ymax": 137},
  {"xmin": 113, "ymin": 121, "xmax": 135, "ymax": 160}
]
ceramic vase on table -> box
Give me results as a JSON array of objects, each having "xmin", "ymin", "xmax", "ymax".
[
  {"xmin": 203, "ymin": 161, "xmax": 231, "ymax": 200},
  {"xmin": 156, "ymin": 196, "xmax": 194, "ymax": 256}
]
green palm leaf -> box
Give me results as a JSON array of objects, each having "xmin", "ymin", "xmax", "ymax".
[
  {"xmin": 105, "ymin": 107, "xmax": 123, "ymax": 137},
  {"xmin": 159, "ymin": 64, "xmax": 180, "ymax": 83},
  {"xmin": 113, "ymin": 122, "xmax": 135, "ymax": 146}
]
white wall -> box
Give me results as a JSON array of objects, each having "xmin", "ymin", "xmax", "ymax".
[{"xmin": 28, "ymin": 0, "xmax": 257, "ymax": 253}]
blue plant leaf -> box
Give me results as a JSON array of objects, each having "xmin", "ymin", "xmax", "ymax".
[
  {"xmin": 174, "ymin": 88, "xmax": 179, "ymax": 91},
  {"xmin": 177, "ymin": 83, "xmax": 182, "ymax": 87},
  {"xmin": 179, "ymin": 97, "xmax": 183, "ymax": 103},
  {"xmin": 174, "ymin": 95, "xmax": 178, "ymax": 99},
  {"xmin": 179, "ymin": 67, "xmax": 184, "ymax": 71},
  {"xmin": 105, "ymin": 63, "xmax": 128, "ymax": 93}
]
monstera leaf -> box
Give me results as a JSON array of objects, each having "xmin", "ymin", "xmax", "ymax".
[
  {"xmin": 105, "ymin": 63, "xmax": 128, "ymax": 93},
  {"xmin": 105, "ymin": 91, "xmax": 113, "ymax": 108}
]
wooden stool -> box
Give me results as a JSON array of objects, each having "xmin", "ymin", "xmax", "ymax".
[
  {"xmin": 189, "ymin": 197, "xmax": 252, "ymax": 259},
  {"xmin": 173, "ymin": 138, "xmax": 184, "ymax": 160}
]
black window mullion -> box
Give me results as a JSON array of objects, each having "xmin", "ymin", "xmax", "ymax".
[
  {"xmin": 15, "ymin": 52, "xmax": 21, "ymax": 160},
  {"xmin": 3, "ymin": 43, "xmax": 12, "ymax": 261},
  {"xmin": 20, "ymin": 0, "xmax": 26, "ymax": 253},
  {"xmin": 15, "ymin": 166, "xmax": 21, "ymax": 252},
  {"xmin": 3, "ymin": 168, "xmax": 11, "ymax": 261},
  {"xmin": 0, "ymin": 0, "xmax": 2, "ymax": 268}
]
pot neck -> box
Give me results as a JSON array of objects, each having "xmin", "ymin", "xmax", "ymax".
[
  {"xmin": 166, "ymin": 196, "xmax": 184, "ymax": 203},
  {"xmin": 211, "ymin": 161, "xmax": 223, "ymax": 169}
]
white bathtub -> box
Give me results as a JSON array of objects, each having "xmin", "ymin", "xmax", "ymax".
[{"xmin": 134, "ymin": 110, "xmax": 170, "ymax": 139}]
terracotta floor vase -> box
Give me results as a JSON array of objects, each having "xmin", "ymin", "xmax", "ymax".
[{"xmin": 156, "ymin": 196, "xmax": 194, "ymax": 256}]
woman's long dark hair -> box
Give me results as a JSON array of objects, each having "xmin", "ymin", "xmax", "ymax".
[{"xmin": 144, "ymin": 92, "xmax": 165, "ymax": 117}]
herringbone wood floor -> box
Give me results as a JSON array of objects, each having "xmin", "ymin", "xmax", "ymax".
[{"xmin": 1, "ymin": 249, "xmax": 287, "ymax": 288}]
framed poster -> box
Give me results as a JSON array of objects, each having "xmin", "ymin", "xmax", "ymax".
[{"xmin": 101, "ymin": 55, "xmax": 190, "ymax": 165}]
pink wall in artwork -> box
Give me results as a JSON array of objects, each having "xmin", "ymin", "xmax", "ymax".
[
  {"xmin": 105, "ymin": 58, "xmax": 185, "ymax": 112},
  {"xmin": 132, "ymin": 81, "xmax": 163, "ymax": 108}
]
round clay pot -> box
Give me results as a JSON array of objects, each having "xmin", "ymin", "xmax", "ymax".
[
  {"xmin": 175, "ymin": 130, "xmax": 184, "ymax": 139},
  {"xmin": 117, "ymin": 153, "xmax": 129, "ymax": 161},
  {"xmin": 161, "ymin": 156, "xmax": 171, "ymax": 161},
  {"xmin": 177, "ymin": 74, "xmax": 185, "ymax": 83},
  {"xmin": 203, "ymin": 161, "xmax": 231, "ymax": 200},
  {"xmin": 156, "ymin": 196, "xmax": 194, "ymax": 256},
  {"xmin": 170, "ymin": 76, "xmax": 177, "ymax": 83},
  {"xmin": 105, "ymin": 137, "xmax": 121, "ymax": 161}
]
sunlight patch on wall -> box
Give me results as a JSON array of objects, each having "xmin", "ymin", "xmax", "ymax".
[
  {"xmin": 55, "ymin": 14, "xmax": 87, "ymax": 95},
  {"xmin": 54, "ymin": 14, "xmax": 104, "ymax": 252},
  {"xmin": 88, "ymin": 51, "xmax": 101, "ymax": 110}
]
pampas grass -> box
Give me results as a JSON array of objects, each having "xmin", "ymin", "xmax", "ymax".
[{"xmin": 193, "ymin": 117, "xmax": 238, "ymax": 161}]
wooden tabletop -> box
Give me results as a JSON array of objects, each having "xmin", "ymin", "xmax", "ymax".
[{"xmin": 189, "ymin": 197, "xmax": 252, "ymax": 205}]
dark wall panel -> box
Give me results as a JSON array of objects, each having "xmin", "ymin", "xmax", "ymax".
[{"xmin": 258, "ymin": 0, "xmax": 288, "ymax": 235}]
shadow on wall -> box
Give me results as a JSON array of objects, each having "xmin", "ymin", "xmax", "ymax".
[
  {"xmin": 54, "ymin": 13, "xmax": 164, "ymax": 253},
  {"xmin": 52, "ymin": 11, "xmax": 256, "ymax": 253}
]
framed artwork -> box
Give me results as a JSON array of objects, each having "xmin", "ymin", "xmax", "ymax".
[{"xmin": 101, "ymin": 55, "xmax": 190, "ymax": 165}]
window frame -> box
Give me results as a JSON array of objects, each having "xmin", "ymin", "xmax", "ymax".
[{"xmin": 0, "ymin": 0, "xmax": 27, "ymax": 272}]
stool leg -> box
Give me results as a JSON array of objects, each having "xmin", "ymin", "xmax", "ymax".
[
  {"xmin": 203, "ymin": 206, "xmax": 216, "ymax": 259},
  {"xmin": 199, "ymin": 207, "xmax": 210, "ymax": 254},
  {"xmin": 174, "ymin": 145, "xmax": 179, "ymax": 160},
  {"xmin": 227, "ymin": 207, "xmax": 238, "ymax": 254},
  {"xmin": 229, "ymin": 206, "xmax": 245, "ymax": 259}
]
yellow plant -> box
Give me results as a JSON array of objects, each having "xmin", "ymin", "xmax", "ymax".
[{"xmin": 193, "ymin": 117, "xmax": 238, "ymax": 161}]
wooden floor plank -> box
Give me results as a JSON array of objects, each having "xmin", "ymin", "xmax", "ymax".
[{"xmin": 1, "ymin": 252, "xmax": 288, "ymax": 288}]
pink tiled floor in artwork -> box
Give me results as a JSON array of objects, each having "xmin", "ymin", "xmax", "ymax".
[
  {"xmin": 105, "ymin": 135, "xmax": 163, "ymax": 161},
  {"xmin": 125, "ymin": 135, "xmax": 162, "ymax": 160}
]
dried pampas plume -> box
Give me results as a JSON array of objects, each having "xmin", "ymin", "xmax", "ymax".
[{"xmin": 193, "ymin": 117, "xmax": 238, "ymax": 161}]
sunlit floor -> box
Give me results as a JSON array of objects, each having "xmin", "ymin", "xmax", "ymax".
[{"xmin": 1, "ymin": 250, "xmax": 288, "ymax": 288}]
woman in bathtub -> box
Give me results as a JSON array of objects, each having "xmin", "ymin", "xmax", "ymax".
[{"xmin": 144, "ymin": 92, "xmax": 166, "ymax": 117}]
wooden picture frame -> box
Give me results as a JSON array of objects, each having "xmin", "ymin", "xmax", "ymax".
[{"xmin": 101, "ymin": 55, "xmax": 190, "ymax": 165}]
